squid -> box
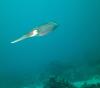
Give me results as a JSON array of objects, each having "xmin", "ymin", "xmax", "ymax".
[{"xmin": 11, "ymin": 21, "xmax": 58, "ymax": 44}]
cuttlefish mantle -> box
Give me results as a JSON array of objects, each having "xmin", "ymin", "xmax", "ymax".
[{"xmin": 11, "ymin": 21, "xmax": 58, "ymax": 44}]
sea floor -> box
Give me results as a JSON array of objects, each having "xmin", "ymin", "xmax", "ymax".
[{"xmin": 21, "ymin": 75, "xmax": 100, "ymax": 88}]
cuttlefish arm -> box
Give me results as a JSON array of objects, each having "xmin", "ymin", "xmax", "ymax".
[{"xmin": 11, "ymin": 30, "xmax": 38, "ymax": 44}]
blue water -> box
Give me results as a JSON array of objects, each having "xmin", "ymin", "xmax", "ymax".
[{"xmin": 0, "ymin": 0, "xmax": 100, "ymax": 87}]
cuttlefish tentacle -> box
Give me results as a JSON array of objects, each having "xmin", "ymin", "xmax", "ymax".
[
  {"xmin": 11, "ymin": 35, "xmax": 28, "ymax": 44},
  {"xmin": 11, "ymin": 30, "xmax": 38, "ymax": 43}
]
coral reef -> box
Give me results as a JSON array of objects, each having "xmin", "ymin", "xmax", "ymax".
[
  {"xmin": 43, "ymin": 76, "xmax": 100, "ymax": 88},
  {"xmin": 43, "ymin": 76, "xmax": 76, "ymax": 88},
  {"xmin": 80, "ymin": 83, "xmax": 100, "ymax": 88},
  {"xmin": 21, "ymin": 75, "xmax": 100, "ymax": 88}
]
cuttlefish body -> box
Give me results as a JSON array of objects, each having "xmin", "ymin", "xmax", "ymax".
[{"xmin": 11, "ymin": 21, "xmax": 58, "ymax": 44}]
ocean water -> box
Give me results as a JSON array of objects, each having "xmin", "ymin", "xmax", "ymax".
[{"xmin": 0, "ymin": 0, "xmax": 100, "ymax": 88}]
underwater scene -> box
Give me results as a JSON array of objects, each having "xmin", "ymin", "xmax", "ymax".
[{"xmin": 0, "ymin": 0, "xmax": 100, "ymax": 88}]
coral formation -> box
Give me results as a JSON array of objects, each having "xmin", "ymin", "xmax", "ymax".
[
  {"xmin": 80, "ymin": 83, "xmax": 100, "ymax": 88},
  {"xmin": 43, "ymin": 76, "xmax": 76, "ymax": 88},
  {"xmin": 43, "ymin": 76, "xmax": 100, "ymax": 88},
  {"xmin": 21, "ymin": 75, "xmax": 100, "ymax": 88}
]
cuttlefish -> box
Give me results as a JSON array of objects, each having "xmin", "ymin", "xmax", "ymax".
[{"xmin": 11, "ymin": 21, "xmax": 58, "ymax": 44}]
